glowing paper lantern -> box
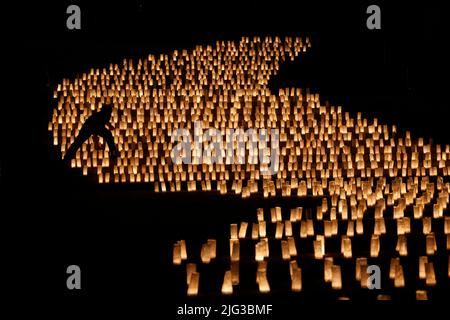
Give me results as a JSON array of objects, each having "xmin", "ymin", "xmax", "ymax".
[
  {"xmin": 331, "ymin": 265, "xmax": 342, "ymax": 289},
  {"xmin": 426, "ymin": 233, "xmax": 437, "ymax": 255},
  {"xmin": 370, "ymin": 235, "xmax": 380, "ymax": 258},
  {"xmin": 239, "ymin": 222, "xmax": 248, "ymax": 239},
  {"xmin": 173, "ymin": 242, "xmax": 182, "ymax": 265},
  {"xmin": 425, "ymin": 262, "xmax": 436, "ymax": 286},
  {"xmin": 221, "ymin": 271, "xmax": 233, "ymax": 295},
  {"xmin": 419, "ymin": 256, "xmax": 428, "ymax": 280},
  {"xmin": 207, "ymin": 239, "xmax": 217, "ymax": 259},
  {"xmin": 291, "ymin": 267, "xmax": 302, "ymax": 292},
  {"xmin": 416, "ymin": 290, "xmax": 428, "ymax": 300},
  {"xmin": 324, "ymin": 257, "xmax": 334, "ymax": 282},
  {"xmin": 187, "ymin": 272, "xmax": 199, "ymax": 296},
  {"xmin": 186, "ymin": 263, "xmax": 196, "ymax": 285},
  {"xmin": 257, "ymin": 271, "xmax": 270, "ymax": 293}
]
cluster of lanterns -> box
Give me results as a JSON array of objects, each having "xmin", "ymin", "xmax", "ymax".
[
  {"xmin": 174, "ymin": 193, "xmax": 450, "ymax": 299},
  {"xmin": 49, "ymin": 36, "xmax": 450, "ymax": 299}
]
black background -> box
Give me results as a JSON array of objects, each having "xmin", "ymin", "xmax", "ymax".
[{"xmin": 3, "ymin": 0, "xmax": 450, "ymax": 316}]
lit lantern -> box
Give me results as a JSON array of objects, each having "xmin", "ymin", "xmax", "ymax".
[
  {"xmin": 201, "ymin": 243, "xmax": 211, "ymax": 263},
  {"xmin": 389, "ymin": 258, "xmax": 400, "ymax": 280},
  {"xmin": 257, "ymin": 271, "xmax": 270, "ymax": 293},
  {"xmin": 187, "ymin": 272, "xmax": 199, "ymax": 296},
  {"xmin": 423, "ymin": 217, "xmax": 432, "ymax": 235},
  {"xmin": 416, "ymin": 290, "xmax": 428, "ymax": 300},
  {"xmin": 173, "ymin": 242, "xmax": 182, "ymax": 265},
  {"xmin": 346, "ymin": 220, "xmax": 354, "ymax": 237},
  {"xmin": 186, "ymin": 263, "xmax": 196, "ymax": 285},
  {"xmin": 275, "ymin": 222, "xmax": 284, "ymax": 239},
  {"xmin": 341, "ymin": 236, "xmax": 352, "ymax": 258},
  {"xmin": 230, "ymin": 223, "xmax": 238, "ymax": 239},
  {"xmin": 370, "ymin": 235, "xmax": 380, "ymax": 258},
  {"xmin": 230, "ymin": 240, "xmax": 240, "ymax": 261},
  {"xmin": 419, "ymin": 256, "xmax": 428, "ymax": 279},
  {"xmin": 221, "ymin": 271, "xmax": 233, "ymax": 295},
  {"xmin": 307, "ymin": 219, "xmax": 314, "ymax": 236},
  {"xmin": 425, "ymin": 262, "xmax": 436, "ymax": 286},
  {"xmin": 324, "ymin": 257, "xmax": 334, "ymax": 282},
  {"xmin": 291, "ymin": 267, "xmax": 302, "ymax": 292},
  {"xmin": 355, "ymin": 257, "xmax": 367, "ymax": 281},
  {"xmin": 426, "ymin": 233, "xmax": 437, "ymax": 255},
  {"xmin": 289, "ymin": 260, "xmax": 298, "ymax": 279},
  {"xmin": 257, "ymin": 208, "xmax": 264, "ymax": 221},
  {"xmin": 394, "ymin": 264, "xmax": 405, "ymax": 288},
  {"xmin": 331, "ymin": 265, "xmax": 342, "ymax": 289},
  {"xmin": 259, "ymin": 221, "xmax": 267, "ymax": 237},
  {"xmin": 287, "ymin": 237, "xmax": 297, "ymax": 256},
  {"xmin": 285, "ymin": 221, "xmax": 293, "ymax": 237},
  {"xmin": 180, "ymin": 240, "xmax": 187, "ymax": 260},
  {"xmin": 207, "ymin": 239, "xmax": 217, "ymax": 259},
  {"xmin": 444, "ymin": 217, "xmax": 450, "ymax": 234},
  {"xmin": 396, "ymin": 235, "xmax": 408, "ymax": 256},
  {"xmin": 281, "ymin": 240, "xmax": 290, "ymax": 260},
  {"xmin": 356, "ymin": 219, "xmax": 363, "ymax": 235},
  {"xmin": 314, "ymin": 238, "xmax": 324, "ymax": 259},
  {"xmin": 239, "ymin": 222, "xmax": 248, "ymax": 239},
  {"xmin": 252, "ymin": 223, "xmax": 259, "ymax": 239},
  {"xmin": 231, "ymin": 261, "xmax": 239, "ymax": 285}
]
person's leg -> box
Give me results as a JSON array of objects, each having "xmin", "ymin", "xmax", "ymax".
[
  {"xmin": 63, "ymin": 128, "xmax": 91, "ymax": 162},
  {"xmin": 97, "ymin": 127, "xmax": 118, "ymax": 159}
]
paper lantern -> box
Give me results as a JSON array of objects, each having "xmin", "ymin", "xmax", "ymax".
[
  {"xmin": 231, "ymin": 261, "xmax": 239, "ymax": 285},
  {"xmin": 423, "ymin": 217, "xmax": 432, "ymax": 235},
  {"xmin": 425, "ymin": 262, "xmax": 436, "ymax": 286},
  {"xmin": 255, "ymin": 242, "xmax": 265, "ymax": 262},
  {"xmin": 419, "ymin": 256, "xmax": 428, "ymax": 279},
  {"xmin": 389, "ymin": 258, "xmax": 400, "ymax": 280},
  {"xmin": 287, "ymin": 237, "xmax": 297, "ymax": 256},
  {"xmin": 377, "ymin": 295, "xmax": 392, "ymax": 300},
  {"xmin": 221, "ymin": 271, "xmax": 233, "ymax": 295},
  {"xmin": 281, "ymin": 240, "xmax": 290, "ymax": 260},
  {"xmin": 201, "ymin": 243, "xmax": 211, "ymax": 263},
  {"xmin": 275, "ymin": 222, "xmax": 284, "ymax": 239},
  {"xmin": 239, "ymin": 222, "xmax": 248, "ymax": 239},
  {"xmin": 416, "ymin": 290, "xmax": 428, "ymax": 300},
  {"xmin": 285, "ymin": 221, "xmax": 293, "ymax": 237},
  {"xmin": 370, "ymin": 235, "xmax": 380, "ymax": 258},
  {"xmin": 257, "ymin": 208, "xmax": 264, "ymax": 221},
  {"xmin": 331, "ymin": 265, "xmax": 342, "ymax": 289},
  {"xmin": 207, "ymin": 239, "xmax": 217, "ymax": 259},
  {"xmin": 187, "ymin": 272, "xmax": 199, "ymax": 296},
  {"xmin": 257, "ymin": 271, "xmax": 270, "ymax": 293},
  {"xmin": 251, "ymin": 223, "xmax": 259, "ymax": 239},
  {"xmin": 291, "ymin": 267, "xmax": 302, "ymax": 292},
  {"xmin": 426, "ymin": 233, "xmax": 437, "ymax": 255},
  {"xmin": 341, "ymin": 236, "xmax": 352, "ymax": 258},
  {"xmin": 180, "ymin": 240, "xmax": 187, "ymax": 260},
  {"xmin": 259, "ymin": 221, "xmax": 267, "ymax": 237},
  {"xmin": 173, "ymin": 242, "xmax": 182, "ymax": 265},
  {"xmin": 186, "ymin": 263, "xmax": 196, "ymax": 285},
  {"xmin": 396, "ymin": 235, "xmax": 408, "ymax": 256},
  {"xmin": 230, "ymin": 240, "xmax": 240, "ymax": 261},
  {"xmin": 289, "ymin": 260, "xmax": 298, "ymax": 279},
  {"xmin": 355, "ymin": 257, "xmax": 367, "ymax": 281},
  {"xmin": 324, "ymin": 257, "xmax": 334, "ymax": 282},
  {"xmin": 230, "ymin": 223, "xmax": 238, "ymax": 239},
  {"xmin": 444, "ymin": 217, "xmax": 450, "ymax": 234},
  {"xmin": 394, "ymin": 264, "xmax": 405, "ymax": 288}
]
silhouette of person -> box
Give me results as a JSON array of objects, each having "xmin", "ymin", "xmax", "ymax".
[{"xmin": 64, "ymin": 104, "xmax": 118, "ymax": 163}]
